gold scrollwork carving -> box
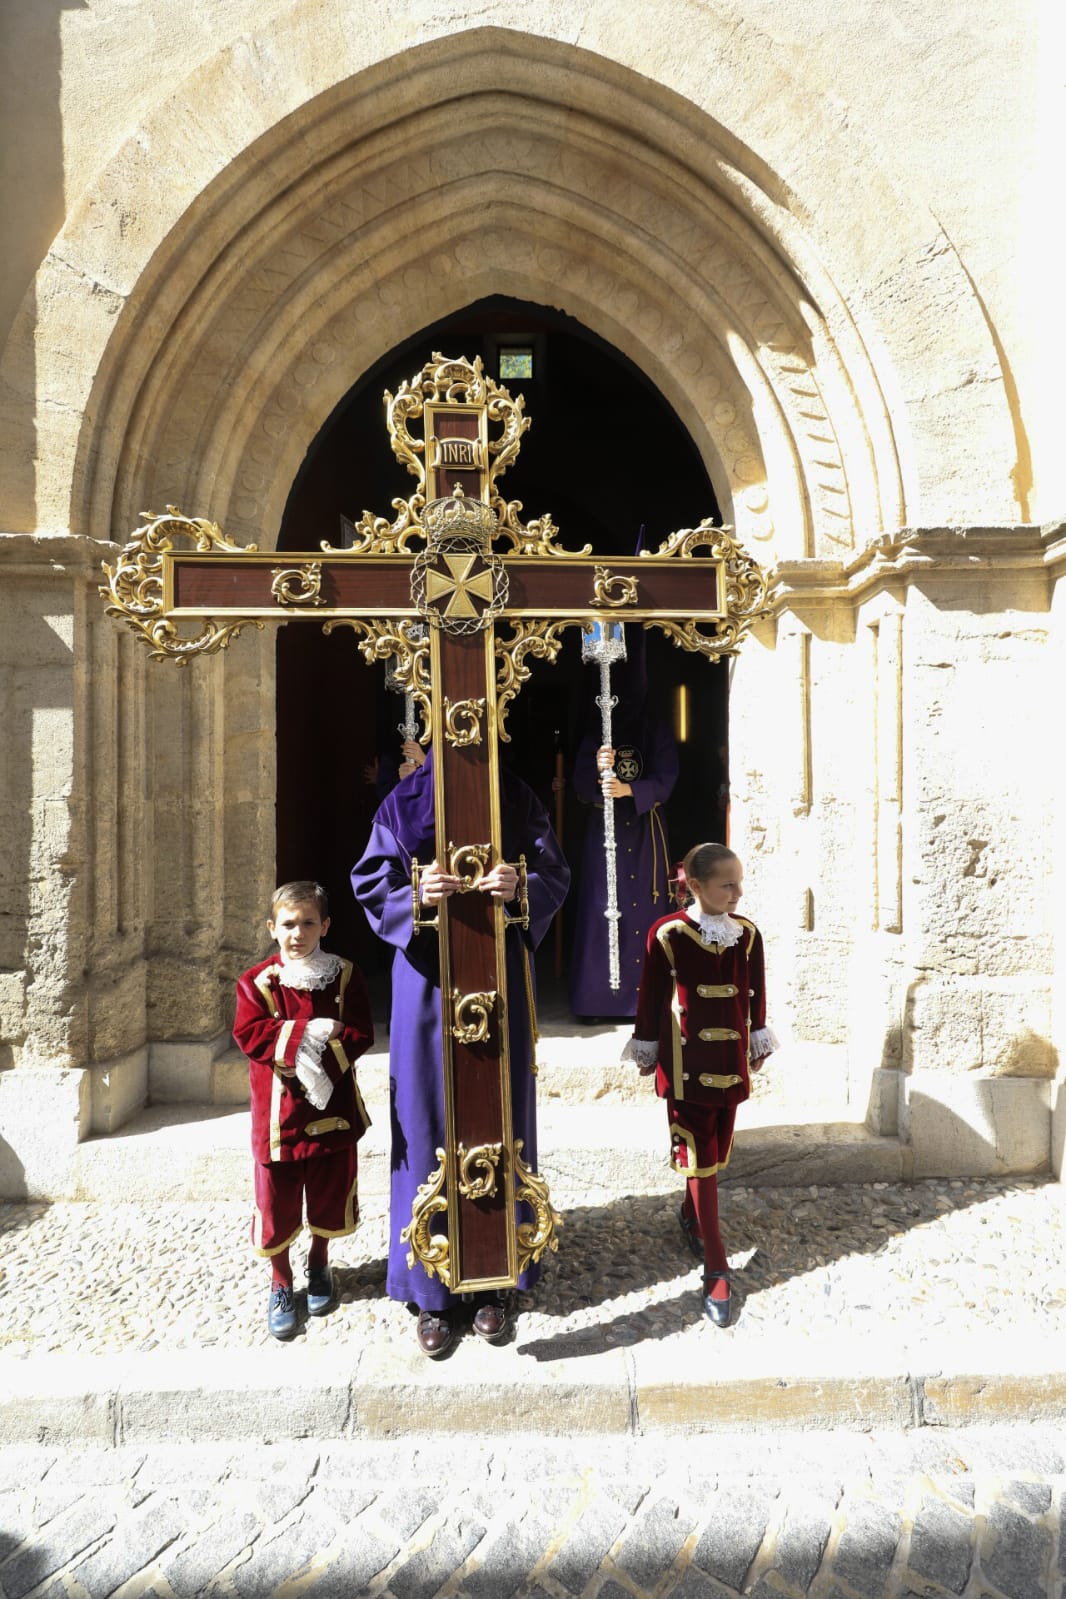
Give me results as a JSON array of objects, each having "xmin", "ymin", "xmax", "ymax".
[
  {"xmin": 400, "ymin": 1150, "xmax": 450, "ymax": 1284},
  {"xmin": 592, "ymin": 565, "xmax": 639, "ymax": 608},
  {"xmin": 456, "ymin": 1142, "xmax": 503, "ymax": 1200},
  {"xmin": 443, "ymin": 696, "xmax": 486, "ymax": 748},
  {"xmin": 494, "ymin": 620, "xmax": 569, "ymax": 743},
  {"xmin": 646, "ymin": 519, "xmax": 776, "ymax": 658},
  {"xmin": 99, "ymin": 505, "xmax": 263, "ymax": 665},
  {"xmin": 514, "ymin": 1139, "xmax": 561, "ymax": 1274},
  {"xmin": 449, "ymin": 842, "xmax": 491, "ymax": 890},
  {"xmin": 322, "ymin": 618, "xmax": 432, "ymax": 743},
  {"xmin": 270, "ymin": 562, "xmax": 325, "ymax": 607},
  {"xmin": 326, "ymin": 498, "xmax": 427, "ymax": 556},
  {"xmin": 491, "ymin": 501, "xmax": 592, "ymax": 559},
  {"xmin": 451, "ymin": 988, "xmax": 496, "ymax": 1045}
]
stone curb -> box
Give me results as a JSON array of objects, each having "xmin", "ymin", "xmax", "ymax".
[{"xmin": 4, "ymin": 1333, "xmax": 1065, "ymax": 1447}]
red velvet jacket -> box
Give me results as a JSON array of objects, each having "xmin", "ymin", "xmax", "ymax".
[
  {"xmin": 234, "ymin": 953, "xmax": 373, "ymax": 1164},
  {"xmin": 633, "ymin": 912, "xmax": 768, "ymax": 1108}
]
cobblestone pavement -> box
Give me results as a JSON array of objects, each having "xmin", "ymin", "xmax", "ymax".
[
  {"xmin": 2, "ymin": 1177, "xmax": 1065, "ymax": 1358},
  {"xmin": 1, "ymin": 1426, "xmax": 1064, "ymax": 1598}
]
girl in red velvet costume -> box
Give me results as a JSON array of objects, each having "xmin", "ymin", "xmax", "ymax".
[{"xmin": 623, "ymin": 843, "xmax": 777, "ymax": 1327}]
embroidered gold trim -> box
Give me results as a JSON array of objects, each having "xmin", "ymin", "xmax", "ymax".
[
  {"xmin": 698, "ymin": 1027, "xmax": 740, "ymax": 1042},
  {"xmin": 671, "ymin": 920, "xmax": 738, "ymax": 954},
  {"xmin": 698, "ymin": 1073, "xmax": 743, "ymax": 1088},
  {"xmin": 275, "ymin": 1019, "xmax": 295, "ymax": 1066},
  {"xmin": 269, "ymin": 1072, "xmax": 284, "ymax": 1162},
  {"xmin": 308, "ymin": 1169, "xmax": 361, "ymax": 1237},
  {"xmin": 697, "ymin": 983, "xmax": 738, "ymax": 997},
  {"xmin": 668, "ymin": 1121, "xmax": 735, "ymax": 1178},
  {"xmin": 670, "ymin": 976, "xmax": 685, "ymax": 1100},
  {"xmin": 251, "ymin": 1222, "xmax": 303, "ymax": 1259},
  {"xmin": 253, "ymin": 963, "xmax": 282, "ymax": 1017},
  {"xmin": 337, "ymin": 958, "xmax": 352, "ymax": 1012},
  {"xmin": 350, "ymin": 1075, "xmax": 371, "ymax": 1135},
  {"xmin": 304, "ymin": 1117, "xmax": 351, "ymax": 1137}
]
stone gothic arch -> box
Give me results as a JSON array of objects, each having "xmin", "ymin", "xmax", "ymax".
[{"xmin": 1, "ymin": 20, "xmax": 1019, "ymax": 559}]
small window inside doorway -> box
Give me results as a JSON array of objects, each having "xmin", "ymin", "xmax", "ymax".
[{"xmin": 498, "ymin": 346, "xmax": 534, "ymax": 381}]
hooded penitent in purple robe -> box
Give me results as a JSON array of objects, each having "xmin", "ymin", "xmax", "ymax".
[
  {"xmin": 568, "ymin": 634, "xmax": 679, "ymax": 1020},
  {"xmin": 350, "ymin": 750, "xmax": 570, "ymax": 1311}
]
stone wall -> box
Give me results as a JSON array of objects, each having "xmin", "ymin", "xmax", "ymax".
[{"xmin": 0, "ymin": 2, "xmax": 1057, "ymax": 1195}]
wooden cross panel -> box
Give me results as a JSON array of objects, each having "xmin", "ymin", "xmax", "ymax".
[
  {"xmin": 431, "ymin": 627, "xmax": 517, "ymax": 1289},
  {"xmin": 164, "ymin": 553, "xmax": 718, "ymax": 621}
]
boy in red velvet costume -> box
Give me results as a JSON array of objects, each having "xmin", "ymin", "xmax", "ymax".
[
  {"xmin": 624, "ymin": 843, "xmax": 777, "ymax": 1327},
  {"xmin": 234, "ymin": 880, "xmax": 374, "ymax": 1339}
]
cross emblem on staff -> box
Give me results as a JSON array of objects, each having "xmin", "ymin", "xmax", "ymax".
[{"xmin": 101, "ymin": 351, "xmax": 774, "ymax": 1292}]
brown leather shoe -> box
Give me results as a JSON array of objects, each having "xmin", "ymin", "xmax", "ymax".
[
  {"xmin": 471, "ymin": 1297, "xmax": 511, "ymax": 1343},
  {"xmin": 416, "ymin": 1309, "xmax": 453, "ymax": 1358}
]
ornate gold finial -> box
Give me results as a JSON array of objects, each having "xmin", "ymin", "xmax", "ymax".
[
  {"xmin": 99, "ymin": 506, "xmax": 262, "ymax": 664},
  {"xmin": 647, "ymin": 519, "xmax": 777, "ymax": 657}
]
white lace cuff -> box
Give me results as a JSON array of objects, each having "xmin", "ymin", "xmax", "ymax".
[
  {"xmin": 622, "ymin": 1037, "xmax": 659, "ymax": 1068},
  {"xmin": 294, "ymin": 1019, "xmax": 336, "ymax": 1109},
  {"xmin": 294, "ymin": 1056, "xmax": 333, "ymax": 1110},
  {"xmin": 750, "ymin": 1025, "xmax": 779, "ymax": 1059}
]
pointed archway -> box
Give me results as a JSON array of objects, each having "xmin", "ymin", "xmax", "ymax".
[{"xmin": 274, "ymin": 298, "xmax": 730, "ymax": 973}]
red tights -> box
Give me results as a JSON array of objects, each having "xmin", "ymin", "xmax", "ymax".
[
  {"xmin": 271, "ymin": 1235, "xmax": 329, "ymax": 1289},
  {"xmin": 685, "ymin": 1174, "xmax": 729, "ymax": 1297}
]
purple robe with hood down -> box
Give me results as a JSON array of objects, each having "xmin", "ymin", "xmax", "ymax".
[{"xmin": 351, "ymin": 750, "xmax": 570, "ymax": 1310}]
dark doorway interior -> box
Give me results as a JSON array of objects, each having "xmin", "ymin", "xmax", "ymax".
[{"xmin": 275, "ymin": 298, "xmax": 729, "ymax": 973}]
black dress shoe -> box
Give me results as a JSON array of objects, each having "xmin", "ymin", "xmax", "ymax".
[
  {"xmin": 679, "ymin": 1205, "xmax": 704, "ymax": 1261},
  {"xmin": 471, "ymin": 1296, "xmax": 511, "ymax": 1343},
  {"xmin": 267, "ymin": 1284, "xmax": 297, "ymax": 1340},
  {"xmin": 702, "ymin": 1272, "xmax": 731, "ymax": 1327},
  {"xmin": 416, "ymin": 1309, "xmax": 454, "ymax": 1358}
]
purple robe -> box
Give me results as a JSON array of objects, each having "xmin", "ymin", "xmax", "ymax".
[
  {"xmin": 568, "ymin": 719, "xmax": 679, "ymax": 1018},
  {"xmin": 350, "ymin": 751, "xmax": 570, "ymax": 1310}
]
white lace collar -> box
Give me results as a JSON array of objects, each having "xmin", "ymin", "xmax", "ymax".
[
  {"xmin": 277, "ymin": 948, "xmax": 342, "ymax": 990},
  {"xmin": 684, "ymin": 908, "xmax": 743, "ymax": 948}
]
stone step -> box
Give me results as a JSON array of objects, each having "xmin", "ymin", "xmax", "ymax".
[
  {"xmin": 7, "ymin": 1330, "xmax": 1065, "ymax": 1448},
  {"xmin": 73, "ymin": 1099, "xmax": 903, "ymax": 1203},
  {"xmin": 160, "ymin": 1024, "xmax": 853, "ymax": 1115}
]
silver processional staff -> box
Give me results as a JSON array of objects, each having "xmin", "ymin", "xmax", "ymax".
[
  {"xmin": 384, "ymin": 620, "xmax": 427, "ymax": 751},
  {"xmin": 581, "ymin": 619, "xmax": 627, "ymax": 991}
]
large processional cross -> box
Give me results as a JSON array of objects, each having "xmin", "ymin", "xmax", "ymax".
[{"xmin": 101, "ymin": 352, "xmax": 773, "ymax": 1292}]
